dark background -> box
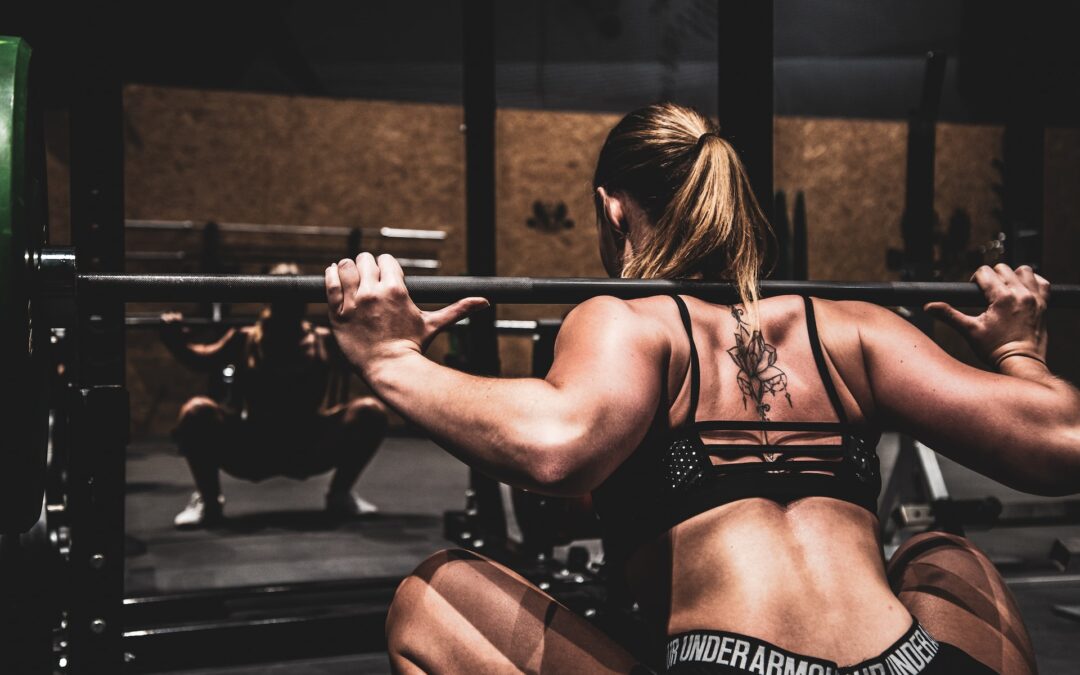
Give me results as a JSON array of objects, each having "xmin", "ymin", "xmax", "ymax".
[{"xmin": 3, "ymin": 0, "xmax": 1079, "ymax": 123}]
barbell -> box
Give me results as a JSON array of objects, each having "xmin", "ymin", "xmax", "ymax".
[{"xmin": 4, "ymin": 36, "xmax": 1080, "ymax": 533}]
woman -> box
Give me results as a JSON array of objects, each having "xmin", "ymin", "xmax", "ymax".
[{"xmin": 325, "ymin": 103, "xmax": 1078, "ymax": 674}]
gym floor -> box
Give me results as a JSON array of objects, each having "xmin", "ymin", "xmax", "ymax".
[
  {"xmin": 125, "ymin": 436, "xmax": 468, "ymax": 596},
  {"xmin": 124, "ymin": 435, "xmax": 1080, "ymax": 674}
]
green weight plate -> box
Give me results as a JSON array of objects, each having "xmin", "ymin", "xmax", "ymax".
[{"xmin": 0, "ymin": 36, "xmax": 48, "ymax": 534}]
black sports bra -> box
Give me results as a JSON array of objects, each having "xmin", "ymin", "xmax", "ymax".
[{"xmin": 591, "ymin": 295, "xmax": 881, "ymax": 562}]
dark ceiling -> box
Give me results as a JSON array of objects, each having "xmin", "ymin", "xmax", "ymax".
[{"xmin": 2, "ymin": 0, "xmax": 1078, "ymax": 124}]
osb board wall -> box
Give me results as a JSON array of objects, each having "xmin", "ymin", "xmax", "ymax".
[
  {"xmin": 775, "ymin": 118, "xmax": 1078, "ymax": 380},
  {"xmin": 40, "ymin": 86, "xmax": 1079, "ymax": 436},
  {"xmin": 773, "ymin": 117, "xmax": 1006, "ymax": 282},
  {"xmin": 122, "ymin": 85, "xmax": 468, "ymax": 270},
  {"xmin": 495, "ymin": 108, "xmax": 618, "ymax": 326}
]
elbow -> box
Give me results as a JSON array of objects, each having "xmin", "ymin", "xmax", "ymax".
[
  {"xmin": 524, "ymin": 424, "xmax": 595, "ymax": 497},
  {"xmin": 528, "ymin": 460, "xmax": 580, "ymax": 497},
  {"xmin": 1022, "ymin": 425, "xmax": 1080, "ymax": 497},
  {"xmin": 1050, "ymin": 424, "xmax": 1080, "ymax": 496}
]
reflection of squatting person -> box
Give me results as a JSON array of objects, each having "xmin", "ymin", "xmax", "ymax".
[{"xmin": 160, "ymin": 263, "xmax": 388, "ymax": 529}]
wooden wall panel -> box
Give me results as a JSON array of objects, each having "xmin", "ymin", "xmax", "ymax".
[
  {"xmin": 773, "ymin": 117, "xmax": 907, "ymax": 281},
  {"xmin": 494, "ymin": 108, "xmax": 617, "ymax": 322}
]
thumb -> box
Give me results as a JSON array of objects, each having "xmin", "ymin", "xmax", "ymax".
[
  {"xmin": 423, "ymin": 297, "xmax": 491, "ymax": 339},
  {"xmin": 923, "ymin": 301, "xmax": 979, "ymax": 333}
]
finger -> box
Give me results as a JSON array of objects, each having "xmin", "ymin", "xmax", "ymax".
[
  {"xmin": 423, "ymin": 297, "xmax": 491, "ymax": 337},
  {"xmin": 971, "ymin": 265, "xmax": 1007, "ymax": 301},
  {"xmin": 1015, "ymin": 265, "xmax": 1038, "ymax": 292},
  {"xmin": 336, "ymin": 257, "xmax": 361, "ymax": 310},
  {"xmin": 993, "ymin": 263, "xmax": 1021, "ymax": 287},
  {"xmin": 1032, "ymin": 273, "xmax": 1051, "ymax": 308},
  {"xmin": 325, "ymin": 263, "xmax": 344, "ymax": 314},
  {"xmin": 376, "ymin": 253, "xmax": 406, "ymax": 291},
  {"xmin": 924, "ymin": 301, "xmax": 980, "ymax": 332},
  {"xmin": 355, "ymin": 252, "xmax": 380, "ymax": 296}
]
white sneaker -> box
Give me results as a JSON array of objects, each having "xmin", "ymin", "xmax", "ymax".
[
  {"xmin": 325, "ymin": 490, "xmax": 378, "ymax": 517},
  {"xmin": 174, "ymin": 492, "xmax": 225, "ymax": 529}
]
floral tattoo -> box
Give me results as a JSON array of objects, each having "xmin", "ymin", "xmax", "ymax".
[{"xmin": 726, "ymin": 306, "xmax": 792, "ymax": 460}]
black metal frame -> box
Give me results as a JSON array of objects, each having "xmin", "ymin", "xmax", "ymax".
[
  {"xmin": 65, "ymin": 29, "xmax": 128, "ymax": 673},
  {"xmin": 717, "ymin": 1, "xmax": 773, "ymax": 223},
  {"xmin": 462, "ymin": 0, "xmax": 498, "ymax": 377},
  {"xmin": 121, "ymin": 578, "xmax": 397, "ymax": 673}
]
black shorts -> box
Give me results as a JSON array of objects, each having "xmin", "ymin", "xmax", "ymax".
[
  {"xmin": 188, "ymin": 409, "xmax": 355, "ymax": 482},
  {"xmin": 664, "ymin": 618, "xmax": 996, "ymax": 674}
]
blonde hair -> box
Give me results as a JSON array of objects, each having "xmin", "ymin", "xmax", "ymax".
[{"xmin": 593, "ymin": 103, "xmax": 773, "ymax": 318}]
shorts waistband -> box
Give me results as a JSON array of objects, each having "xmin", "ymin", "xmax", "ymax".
[{"xmin": 665, "ymin": 618, "xmax": 941, "ymax": 675}]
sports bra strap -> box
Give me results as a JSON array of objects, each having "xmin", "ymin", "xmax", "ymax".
[
  {"xmin": 671, "ymin": 295, "xmax": 700, "ymax": 421},
  {"xmin": 710, "ymin": 460, "xmax": 843, "ymax": 475},
  {"xmin": 803, "ymin": 297, "xmax": 848, "ymax": 424},
  {"xmin": 694, "ymin": 420, "xmax": 856, "ymax": 432}
]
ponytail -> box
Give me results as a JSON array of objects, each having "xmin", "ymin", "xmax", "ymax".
[{"xmin": 594, "ymin": 103, "xmax": 773, "ymax": 324}]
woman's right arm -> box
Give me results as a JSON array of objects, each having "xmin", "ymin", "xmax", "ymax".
[
  {"xmin": 852, "ymin": 265, "xmax": 1080, "ymax": 496},
  {"xmin": 160, "ymin": 312, "xmax": 238, "ymax": 372}
]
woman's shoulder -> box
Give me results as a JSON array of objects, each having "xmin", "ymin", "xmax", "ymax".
[
  {"xmin": 804, "ymin": 297, "xmax": 908, "ymax": 333},
  {"xmin": 570, "ymin": 294, "xmax": 710, "ymax": 326},
  {"xmin": 566, "ymin": 294, "xmax": 672, "ymax": 319},
  {"xmin": 561, "ymin": 295, "xmax": 684, "ymax": 348}
]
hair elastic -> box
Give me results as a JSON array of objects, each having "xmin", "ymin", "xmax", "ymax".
[{"xmin": 695, "ymin": 131, "xmax": 721, "ymax": 148}]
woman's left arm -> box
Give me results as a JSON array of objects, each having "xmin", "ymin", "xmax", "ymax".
[{"xmin": 325, "ymin": 254, "xmax": 666, "ymax": 495}]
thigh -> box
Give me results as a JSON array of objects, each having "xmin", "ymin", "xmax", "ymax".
[
  {"xmin": 320, "ymin": 397, "xmax": 388, "ymax": 444},
  {"xmin": 174, "ymin": 396, "xmax": 227, "ymax": 441},
  {"xmin": 887, "ymin": 531, "xmax": 1036, "ymax": 675},
  {"xmin": 388, "ymin": 549, "xmax": 646, "ymax": 674}
]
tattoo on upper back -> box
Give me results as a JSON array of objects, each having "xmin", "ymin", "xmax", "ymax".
[{"xmin": 727, "ymin": 306, "xmax": 792, "ymax": 459}]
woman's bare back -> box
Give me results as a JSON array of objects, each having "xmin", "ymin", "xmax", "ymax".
[{"xmin": 621, "ymin": 295, "xmax": 911, "ymax": 665}]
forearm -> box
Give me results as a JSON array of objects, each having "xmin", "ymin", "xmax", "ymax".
[
  {"xmin": 164, "ymin": 343, "xmax": 216, "ymax": 371},
  {"xmin": 161, "ymin": 327, "xmax": 234, "ymax": 371},
  {"xmin": 865, "ymin": 304, "xmax": 1080, "ymax": 496},
  {"xmin": 939, "ymin": 363, "xmax": 1080, "ymax": 495},
  {"xmin": 997, "ymin": 357, "xmax": 1080, "ymax": 493},
  {"xmin": 364, "ymin": 351, "xmax": 580, "ymax": 492}
]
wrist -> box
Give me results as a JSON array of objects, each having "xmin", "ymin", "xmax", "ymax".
[
  {"xmin": 987, "ymin": 340, "xmax": 1045, "ymax": 366},
  {"xmin": 360, "ymin": 341, "xmax": 423, "ymax": 385},
  {"xmin": 995, "ymin": 351, "xmax": 1048, "ymax": 372}
]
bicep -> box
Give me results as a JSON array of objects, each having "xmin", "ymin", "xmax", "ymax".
[
  {"xmin": 542, "ymin": 298, "xmax": 665, "ymax": 486},
  {"xmin": 859, "ymin": 303, "xmax": 1065, "ymax": 490}
]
